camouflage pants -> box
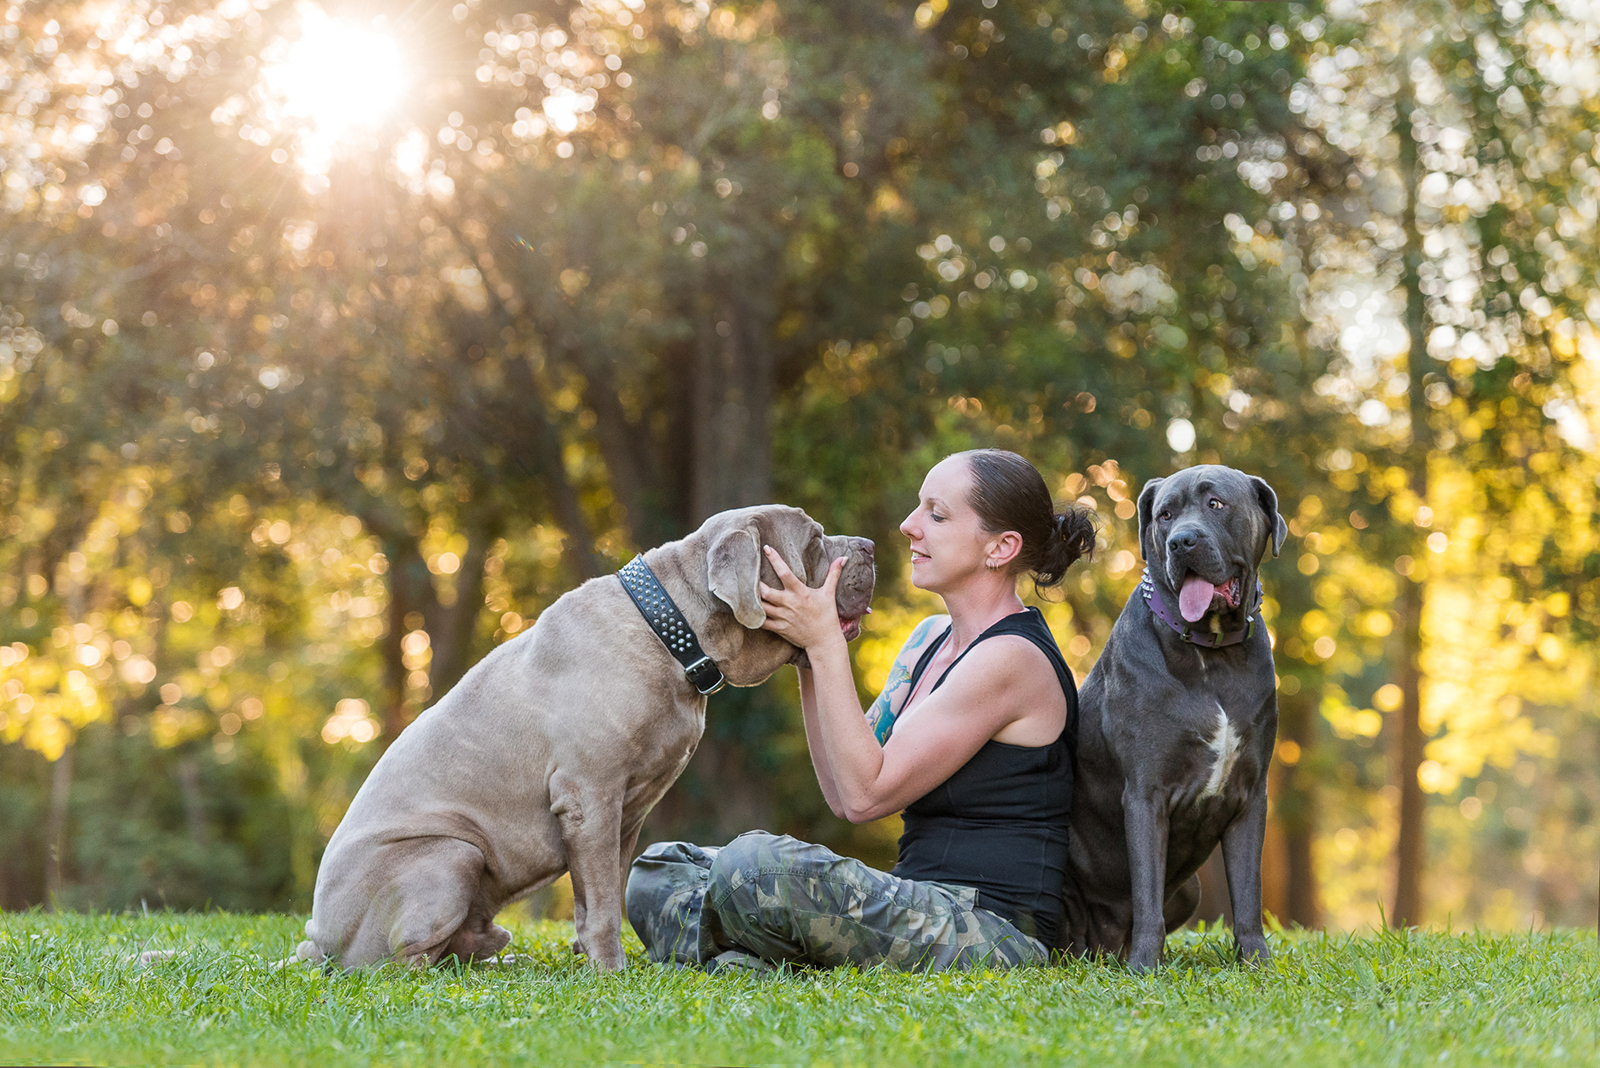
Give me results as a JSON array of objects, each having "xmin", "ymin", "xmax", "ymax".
[{"xmin": 625, "ymin": 830, "xmax": 1046, "ymax": 973}]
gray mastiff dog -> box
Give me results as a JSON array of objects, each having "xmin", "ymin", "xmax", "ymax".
[
  {"xmin": 297, "ymin": 505, "xmax": 875, "ymax": 971},
  {"xmin": 1057, "ymin": 465, "xmax": 1286, "ymax": 970}
]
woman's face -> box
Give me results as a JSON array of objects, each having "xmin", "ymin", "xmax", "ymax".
[{"xmin": 899, "ymin": 456, "xmax": 995, "ymax": 591}]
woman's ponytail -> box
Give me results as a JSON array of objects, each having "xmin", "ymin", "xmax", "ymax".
[
  {"xmin": 960, "ymin": 449, "xmax": 1098, "ymax": 590},
  {"xmin": 1033, "ymin": 508, "xmax": 1097, "ymax": 588}
]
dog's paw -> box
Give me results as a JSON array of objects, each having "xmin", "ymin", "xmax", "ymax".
[
  {"xmin": 1124, "ymin": 943, "xmax": 1164, "ymax": 973},
  {"xmin": 1235, "ymin": 936, "xmax": 1271, "ymax": 966},
  {"xmin": 571, "ymin": 937, "xmax": 627, "ymax": 971}
]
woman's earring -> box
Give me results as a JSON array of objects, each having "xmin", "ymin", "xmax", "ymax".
[{"xmin": 985, "ymin": 560, "xmax": 1000, "ymax": 571}]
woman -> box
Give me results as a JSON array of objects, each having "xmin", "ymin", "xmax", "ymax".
[{"xmin": 625, "ymin": 449, "xmax": 1095, "ymax": 973}]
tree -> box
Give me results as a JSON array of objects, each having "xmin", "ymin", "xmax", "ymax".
[{"xmin": 1282, "ymin": 0, "xmax": 1599, "ymax": 926}]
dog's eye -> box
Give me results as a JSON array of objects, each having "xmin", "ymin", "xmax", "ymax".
[
  {"xmin": 1208, "ymin": 497, "xmax": 1226, "ymax": 510},
  {"xmin": 1156, "ymin": 509, "xmax": 1172, "ymax": 522}
]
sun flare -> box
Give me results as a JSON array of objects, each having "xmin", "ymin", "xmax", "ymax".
[{"xmin": 261, "ymin": 3, "xmax": 406, "ymax": 174}]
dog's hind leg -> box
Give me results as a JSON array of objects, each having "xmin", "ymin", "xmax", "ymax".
[
  {"xmin": 343, "ymin": 837, "xmax": 489, "ymax": 967},
  {"xmin": 551, "ymin": 771, "xmax": 627, "ymax": 971},
  {"xmin": 442, "ymin": 890, "xmax": 513, "ymax": 963}
]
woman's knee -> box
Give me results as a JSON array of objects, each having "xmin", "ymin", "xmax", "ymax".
[
  {"xmin": 626, "ymin": 840, "xmax": 720, "ymax": 964},
  {"xmin": 705, "ymin": 831, "xmax": 789, "ymax": 902},
  {"xmin": 626, "ymin": 842, "xmax": 710, "ymax": 923}
]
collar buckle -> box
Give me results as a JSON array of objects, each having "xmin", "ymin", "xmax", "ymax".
[{"xmin": 684, "ymin": 656, "xmax": 726, "ymax": 695}]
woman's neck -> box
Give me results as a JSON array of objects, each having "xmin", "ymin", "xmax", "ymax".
[{"xmin": 939, "ymin": 578, "xmax": 1026, "ymax": 653}]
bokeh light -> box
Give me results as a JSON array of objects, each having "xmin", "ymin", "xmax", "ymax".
[{"xmin": 260, "ymin": 3, "xmax": 406, "ymax": 175}]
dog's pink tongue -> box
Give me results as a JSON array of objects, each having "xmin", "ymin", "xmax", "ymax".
[{"xmin": 1179, "ymin": 576, "xmax": 1216, "ymax": 623}]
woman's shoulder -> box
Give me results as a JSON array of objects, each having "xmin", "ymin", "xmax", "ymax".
[
  {"xmin": 963, "ymin": 613, "xmax": 1075, "ymax": 706},
  {"xmin": 898, "ymin": 613, "xmax": 951, "ymax": 656},
  {"xmin": 944, "ymin": 610, "xmax": 1067, "ymax": 685},
  {"xmin": 955, "ymin": 630, "xmax": 1056, "ymax": 676},
  {"xmin": 906, "ymin": 614, "xmax": 952, "ymax": 645},
  {"xmin": 980, "ymin": 607, "xmax": 1066, "ymax": 654}
]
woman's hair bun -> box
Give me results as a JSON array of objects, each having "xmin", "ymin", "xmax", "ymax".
[{"xmin": 1035, "ymin": 506, "xmax": 1097, "ymax": 587}]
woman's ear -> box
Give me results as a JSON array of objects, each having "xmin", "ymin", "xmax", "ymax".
[
  {"xmin": 706, "ymin": 526, "xmax": 765, "ymax": 628},
  {"xmin": 986, "ymin": 530, "xmax": 1023, "ymax": 571}
]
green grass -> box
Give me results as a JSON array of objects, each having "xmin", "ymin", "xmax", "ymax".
[{"xmin": 0, "ymin": 912, "xmax": 1595, "ymax": 1067}]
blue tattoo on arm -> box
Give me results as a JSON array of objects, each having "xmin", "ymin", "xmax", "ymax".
[
  {"xmin": 864, "ymin": 616, "xmax": 947, "ymax": 744},
  {"xmin": 867, "ymin": 662, "xmax": 912, "ymax": 744}
]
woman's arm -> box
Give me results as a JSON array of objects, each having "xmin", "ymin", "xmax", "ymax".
[
  {"xmin": 800, "ymin": 616, "xmax": 947, "ymax": 820},
  {"xmin": 796, "ymin": 668, "xmax": 846, "ymax": 817},
  {"xmin": 760, "ymin": 549, "xmax": 1050, "ymax": 823},
  {"xmin": 807, "ymin": 633, "xmax": 1045, "ymax": 821}
]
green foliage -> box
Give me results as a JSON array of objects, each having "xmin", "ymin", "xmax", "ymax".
[{"xmin": 1, "ymin": 0, "xmax": 1597, "ymax": 929}]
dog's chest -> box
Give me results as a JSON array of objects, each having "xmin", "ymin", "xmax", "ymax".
[
  {"xmin": 1158, "ymin": 644, "xmax": 1272, "ymax": 798},
  {"xmin": 1195, "ymin": 701, "xmax": 1245, "ymax": 800}
]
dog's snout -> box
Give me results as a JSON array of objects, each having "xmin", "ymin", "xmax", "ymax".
[{"xmin": 1168, "ymin": 528, "xmax": 1201, "ymax": 553}]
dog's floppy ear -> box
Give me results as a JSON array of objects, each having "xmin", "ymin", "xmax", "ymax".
[
  {"xmin": 707, "ymin": 526, "xmax": 765, "ymax": 629},
  {"xmin": 1136, "ymin": 477, "xmax": 1166, "ymax": 561},
  {"xmin": 1250, "ymin": 475, "xmax": 1288, "ymax": 559}
]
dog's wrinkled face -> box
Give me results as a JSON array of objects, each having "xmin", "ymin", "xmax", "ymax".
[
  {"xmin": 1137, "ymin": 466, "xmax": 1286, "ymax": 625},
  {"xmin": 696, "ymin": 505, "xmax": 876, "ymax": 681}
]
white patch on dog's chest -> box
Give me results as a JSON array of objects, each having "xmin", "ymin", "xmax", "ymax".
[{"xmin": 1200, "ymin": 702, "xmax": 1242, "ymax": 799}]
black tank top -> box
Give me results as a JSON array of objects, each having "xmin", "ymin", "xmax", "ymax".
[{"xmin": 890, "ymin": 607, "xmax": 1076, "ymax": 946}]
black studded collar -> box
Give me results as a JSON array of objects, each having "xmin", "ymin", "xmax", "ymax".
[{"xmin": 618, "ymin": 555, "xmax": 726, "ymax": 695}]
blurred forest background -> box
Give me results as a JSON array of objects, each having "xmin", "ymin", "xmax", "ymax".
[{"xmin": 2, "ymin": 0, "xmax": 1598, "ymax": 933}]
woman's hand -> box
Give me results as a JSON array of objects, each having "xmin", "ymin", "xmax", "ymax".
[{"xmin": 758, "ymin": 546, "xmax": 846, "ymax": 653}]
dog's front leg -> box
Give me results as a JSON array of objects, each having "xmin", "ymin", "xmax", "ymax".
[
  {"xmin": 1220, "ymin": 786, "xmax": 1271, "ymax": 964},
  {"xmin": 1122, "ymin": 784, "xmax": 1170, "ymax": 972},
  {"xmin": 551, "ymin": 772, "xmax": 627, "ymax": 971}
]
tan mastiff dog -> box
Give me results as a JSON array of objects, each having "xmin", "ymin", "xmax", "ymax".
[{"xmin": 297, "ymin": 505, "xmax": 875, "ymax": 970}]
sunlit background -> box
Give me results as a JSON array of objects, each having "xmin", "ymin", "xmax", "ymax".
[
  {"xmin": 1, "ymin": 0, "xmax": 1598, "ymax": 935},
  {"xmin": 259, "ymin": 3, "xmax": 406, "ymax": 178}
]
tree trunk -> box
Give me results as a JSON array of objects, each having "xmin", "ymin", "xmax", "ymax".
[
  {"xmin": 1260, "ymin": 779, "xmax": 1290, "ymax": 925},
  {"xmin": 516, "ymin": 380, "xmax": 607, "ymax": 580},
  {"xmin": 175, "ymin": 754, "xmax": 209, "ymax": 848},
  {"xmin": 377, "ymin": 530, "xmax": 431, "ymax": 741},
  {"xmin": 1276, "ymin": 688, "xmax": 1321, "ymax": 927},
  {"xmin": 427, "ymin": 518, "xmax": 497, "ymax": 697},
  {"xmin": 43, "ymin": 744, "xmax": 73, "ymax": 909},
  {"xmin": 1391, "ymin": 87, "xmax": 1431, "ymax": 929},
  {"xmin": 1391, "ymin": 579, "xmax": 1427, "ymax": 927},
  {"xmin": 690, "ymin": 294, "xmax": 774, "ymax": 521},
  {"xmin": 661, "ymin": 292, "xmax": 780, "ymax": 852},
  {"xmin": 582, "ymin": 362, "xmax": 664, "ymax": 542}
]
